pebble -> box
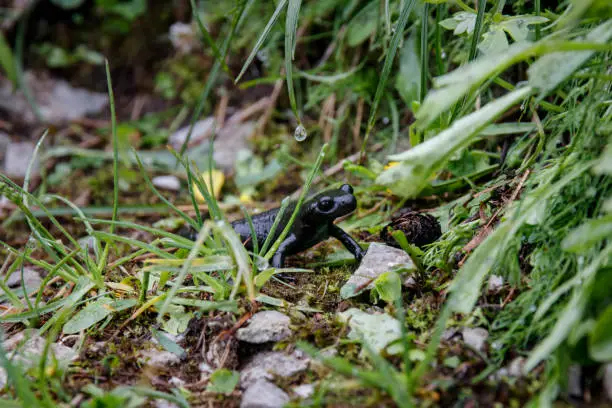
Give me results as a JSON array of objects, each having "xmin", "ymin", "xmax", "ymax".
[
  {"xmin": 5, "ymin": 267, "xmax": 42, "ymax": 290},
  {"xmin": 236, "ymin": 311, "xmax": 292, "ymax": 344},
  {"xmin": 292, "ymin": 383, "xmax": 315, "ymax": 399},
  {"xmin": 487, "ymin": 275, "xmax": 504, "ymax": 293},
  {"xmin": 152, "ymin": 175, "xmax": 181, "ymax": 191},
  {"xmin": 3, "ymin": 142, "xmax": 38, "ymax": 178},
  {"xmin": 341, "ymin": 243, "xmax": 415, "ymax": 298},
  {"xmin": 139, "ymin": 348, "xmax": 182, "ymax": 369},
  {"xmin": 461, "ymin": 327, "xmax": 489, "ymax": 352},
  {"xmin": 241, "ymin": 379, "xmax": 289, "ymax": 408},
  {"xmin": 240, "ymin": 351, "xmax": 309, "ymax": 389}
]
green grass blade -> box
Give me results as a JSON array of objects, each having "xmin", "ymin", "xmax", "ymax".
[
  {"xmin": 420, "ymin": 3, "xmax": 429, "ymax": 102},
  {"xmin": 360, "ymin": 0, "xmax": 417, "ymax": 158},
  {"xmin": 235, "ymin": 0, "xmax": 288, "ymax": 83},
  {"xmin": 190, "ymin": 0, "xmax": 231, "ymax": 75},
  {"xmin": 285, "ymin": 0, "xmax": 303, "ymax": 122},
  {"xmin": 468, "ymin": 0, "xmax": 487, "ymax": 62},
  {"xmin": 0, "ymin": 31, "xmax": 17, "ymax": 86}
]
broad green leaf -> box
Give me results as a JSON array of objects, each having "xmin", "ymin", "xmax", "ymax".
[
  {"xmin": 395, "ymin": 30, "xmax": 421, "ymax": 108},
  {"xmin": 152, "ymin": 328, "xmax": 186, "ymax": 357},
  {"xmin": 589, "ymin": 305, "xmax": 612, "ymax": 362},
  {"xmin": 206, "ymin": 369, "xmax": 240, "ymax": 395},
  {"xmin": 478, "ymin": 27, "xmax": 508, "ymax": 55},
  {"xmin": 346, "ymin": 1, "xmax": 378, "ymax": 46},
  {"xmin": 161, "ymin": 304, "xmax": 192, "ymax": 335},
  {"xmin": 439, "ymin": 12, "xmax": 476, "ymax": 35},
  {"xmin": 528, "ymin": 20, "xmax": 612, "ymax": 97},
  {"xmin": 378, "ymin": 87, "xmax": 533, "ymax": 197},
  {"xmin": 372, "ymin": 271, "xmax": 402, "ymax": 304},
  {"xmin": 500, "ymin": 16, "xmax": 548, "ymax": 42}
]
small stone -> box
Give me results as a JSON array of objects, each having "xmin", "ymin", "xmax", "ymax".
[
  {"xmin": 139, "ymin": 348, "xmax": 182, "ymax": 369},
  {"xmin": 152, "ymin": 175, "xmax": 181, "ymax": 191},
  {"xmin": 5, "ymin": 267, "xmax": 42, "ymax": 290},
  {"xmin": 293, "ymin": 383, "xmax": 315, "ymax": 399},
  {"xmin": 488, "ymin": 275, "xmax": 504, "ymax": 293},
  {"xmin": 342, "ymin": 243, "xmax": 415, "ymax": 297},
  {"xmin": 154, "ymin": 399, "xmax": 180, "ymax": 408},
  {"xmin": 169, "ymin": 22, "xmax": 197, "ymax": 54},
  {"xmin": 507, "ymin": 357, "xmax": 526, "ymax": 377},
  {"xmin": 603, "ymin": 364, "xmax": 612, "ymax": 402},
  {"xmin": 236, "ymin": 311, "xmax": 292, "ymax": 344},
  {"xmin": 241, "ymin": 379, "xmax": 289, "ymax": 408},
  {"xmin": 4, "ymin": 142, "xmax": 38, "ymax": 178},
  {"xmin": 240, "ymin": 351, "xmax": 309, "ymax": 389},
  {"xmin": 169, "ymin": 376, "xmax": 185, "ymax": 388},
  {"xmin": 462, "ymin": 327, "xmax": 489, "ymax": 352},
  {"xmin": 442, "ymin": 328, "xmax": 460, "ymax": 342},
  {"xmin": 170, "ymin": 117, "xmax": 215, "ymax": 148}
]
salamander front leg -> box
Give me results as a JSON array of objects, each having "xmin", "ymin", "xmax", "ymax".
[
  {"xmin": 270, "ymin": 233, "xmax": 299, "ymax": 268},
  {"xmin": 329, "ymin": 224, "xmax": 365, "ymax": 262}
]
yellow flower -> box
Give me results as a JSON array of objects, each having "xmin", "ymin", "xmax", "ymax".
[{"xmin": 193, "ymin": 169, "xmax": 225, "ymax": 202}]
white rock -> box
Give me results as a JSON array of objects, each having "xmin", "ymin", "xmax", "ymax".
[
  {"xmin": 603, "ymin": 363, "xmax": 612, "ymax": 402},
  {"xmin": 240, "ymin": 351, "xmax": 309, "ymax": 389},
  {"xmin": 0, "ymin": 72, "xmax": 108, "ymax": 125},
  {"xmin": 139, "ymin": 348, "xmax": 182, "ymax": 369},
  {"xmin": 154, "ymin": 399, "xmax": 180, "ymax": 408},
  {"xmin": 3, "ymin": 142, "xmax": 38, "ymax": 178},
  {"xmin": 341, "ymin": 243, "xmax": 415, "ymax": 298},
  {"xmin": 488, "ymin": 275, "xmax": 504, "ymax": 293},
  {"xmin": 236, "ymin": 311, "xmax": 292, "ymax": 344},
  {"xmin": 293, "ymin": 383, "xmax": 315, "ymax": 399},
  {"xmin": 507, "ymin": 357, "xmax": 526, "ymax": 377},
  {"xmin": 241, "ymin": 379, "xmax": 289, "ymax": 408},
  {"xmin": 169, "ymin": 22, "xmax": 197, "ymax": 54},
  {"xmin": 461, "ymin": 327, "xmax": 489, "ymax": 352},
  {"xmin": 152, "ymin": 175, "xmax": 181, "ymax": 191}
]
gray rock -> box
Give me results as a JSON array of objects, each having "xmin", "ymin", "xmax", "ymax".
[
  {"xmin": 169, "ymin": 119, "xmax": 255, "ymax": 172},
  {"xmin": 293, "ymin": 383, "xmax": 315, "ymax": 399},
  {"xmin": 170, "ymin": 117, "xmax": 215, "ymax": 148},
  {"xmin": 4, "ymin": 142, "xmax": 38, "ymax": 178},
  {"xmin": 0, "ymin": 72, "xmax": 108, "ymax": 125},
  {"xmin": 139, "ymin": 348, "xmax": 182, "ymax": 369},
  {"xmin": 487, "ymin": 275, "xmax": 504, "ymax": 293},
  {"xmin": 240, "ymin": 351, "xmax": 309, "ymax": 389},
  {"xmin": 2, "ymin": 329, "xmax": 77, "ymax": 369},
  {"xmin": 152, "ymin": 175, "xmax": 181, "ymax": 191},
  {"xmin": 342, "ymin": 243, "xmax": 415, "ymax": 297},
  {"xmin": 461, "ymin": 327, "xmax": 489, "ymax": 352},
  {"xmin": 236, "ymin": 311, "xmax": 292, "ymax": 344},
  {"xmin": 507, "ymin": 357, "xmax": 526, "ymax": 377},
  {"xmin": 241, "ymin": 379, "xmax": 289, "ymax": 408},
  {"xmin": 603, "ymin": 363, "xmax": 612, "ymax": 402},
  {"xmin": 6, "ymin": 267, "xmax": 42, "ymax": 290},
  {"xmin": 154, "ymin": 399, "xmax": 180, "ymax": 408}
]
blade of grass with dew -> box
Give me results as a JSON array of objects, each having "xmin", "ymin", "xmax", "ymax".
[
  {"xmin": 215, "ymin": 221, "xmax": 255, "ymax": 301},
  {"xmin": 93, "ymin": 231, "xmax": 175, "ymax": 260},
  {"xmin": 132, "ymin": 149, "xmax": 199, "ymax": 230},
  {"xmin": 235, "ymin": 0, "xmax": 288, "ymax": 83},
  {"xmin": 157, "ymin": 223, "xmax": 211, "ymax": 322},
  {"xmin": 361, "ymin": 0, "xmax": 417, "ymax": 159},
  {"xmin": 85, "ymin": 218, "xmax": 196, "ymax": 248},
  {"xmin": 285, "ymin": 0, "xmax": 303, "ymax": 123},
  {"xmin": 259, "ymin": 198, "xmax": 290, "ymax": 256},
  {"xmin": 264, "ymin": 143, "xmax": 328, "ymax": 262},
  {"xmin": 179, "ymin": 1, "xmax": 249, "ymax": 157},
  {"xmin": 377, "ymin": 86, "xmax": 533, "ymax": 197},
  {"xmin": 189, "ymin": 0, "xmax": 230, "ymax": 75}
]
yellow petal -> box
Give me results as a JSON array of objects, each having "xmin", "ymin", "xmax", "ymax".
[
  {"xmin": 193, "ymin": 170, "xmax": 225, "ymax": 202},
  {"xmin": 239, "ymin": 192, "xmax": 253, "ymax": 203},
  {"xmin": 384, "ymin": 161, "xmax": 399, "ymax": 170}
]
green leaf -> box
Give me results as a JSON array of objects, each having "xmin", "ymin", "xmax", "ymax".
[
  {"xmin": 0, "ymin": 32, "xmax": 17, "ymax": 87},
  {"xmin": 206, "ymin": 369, "xmax": 240, "ymax": 395},
  {"xmin": 372, "ymin": 271, "xmax": 402, "ymax": 305},
  {"xmin": 500, "ymin": 16, "xmax": 548, "ymax": 42},
  {"xmin": 339, "ymin": 308, "xmax": 403, "ymax": 355},
  {"xmin": 528, "ymin": 20, "xmax": 612, "ymax": 98},
  {"xmin": 346, "ymin": 1, "xmax": 378, "ymax": 46},
  {"xmin": 63, "ymin": 297, "xmax": 137, "ymax": 334},
  {"xmin": 395, "ymin": 29, "xmax": 421, "ymax": 108},
  {"xmin": 589, "ymin": 305, "xmax": 612, "ymax": 362},
  {"xmin": 377, "ymin": 87, "xmax": 532, "ymax": 197},
  {"xmin": 478, "ymin": 27, "xmax": 508, "ymax": 55}
]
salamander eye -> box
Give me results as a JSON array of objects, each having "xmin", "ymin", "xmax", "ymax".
[{"xmin": 317, "ymin": 197, "xmax": 334, "ymax": 211}]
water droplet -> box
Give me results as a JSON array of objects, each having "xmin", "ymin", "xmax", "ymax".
[
  {"xmin": 294, "ymin": 124, "xmax": 307, "ymax": 142},
  {"xmin": 441, "ymin": 51, "xmax": 447, "ymax": 59},
  {"xmin": 253, "ymin": 254, "xmax": 269, "ymax": 271},
  {"xmin": 382, "ymin": 117, "xmax": 390, "ymax": 125}
]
